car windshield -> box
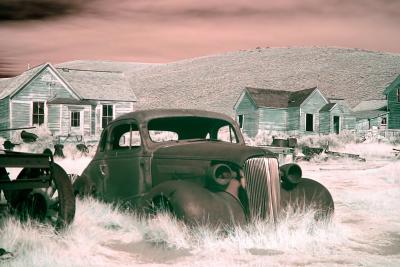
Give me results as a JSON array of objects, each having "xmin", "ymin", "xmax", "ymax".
[{"xmin": 148, "ymin": 116, "xmax": 239, "ymax": 144}]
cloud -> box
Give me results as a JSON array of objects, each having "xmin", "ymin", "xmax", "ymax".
[
  {"xmin": 92, "ymin": 0, "xmax": 400, "ymax": 21},
  {"xmin": 0, "ymin": 0, "xmax": 399, "ymax": 75},
  {"xmin": 0, "ymin": 0, "xmax": 94, "ymax": 21}
]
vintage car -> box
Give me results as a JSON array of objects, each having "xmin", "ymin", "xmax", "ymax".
[{"xmin": 73, "ymin": 109, "xmax": 333, "ymax": 225}]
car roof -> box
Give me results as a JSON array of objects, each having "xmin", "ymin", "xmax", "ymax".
[{"xmin": 114, "ymin": 109, "xmax": 236, "ymax": 124}]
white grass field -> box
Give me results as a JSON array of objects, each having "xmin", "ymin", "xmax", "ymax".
[{"xmin": 1, "ymin": 142, "xmax": 400, "ymax": 266}]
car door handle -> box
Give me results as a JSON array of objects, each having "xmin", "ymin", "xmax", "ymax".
[{"xmin": 99, "ymin": 165, "xmax": 107, "ymax": 176}]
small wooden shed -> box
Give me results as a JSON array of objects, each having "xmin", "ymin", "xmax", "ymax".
[{"xmin": 319, "ymin": 100, "xmax": 356, "ymax": 134}]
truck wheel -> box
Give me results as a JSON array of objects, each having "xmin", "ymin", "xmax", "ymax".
[{"xmin": 5, "ymin": 163, "xmax": 75, "ymax": 230}]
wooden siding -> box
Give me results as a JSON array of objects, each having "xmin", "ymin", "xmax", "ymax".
[
  {"xmin": 343, "ymin": 116, "xmax": 356, "ymax": 130},
  {"xmin": 299, "ymin": 90, "xmax": 328, "ymax": 134},
  {"xmin": 0, "ymin": 97, "xmax": 10, "ymax": 138},
  {"xmin": 387, "ymin": 85, "xmax": 400, "ymax": 129},
  {"xmin": 242, "ymin": 112, "xmax": 259, "ymax": 137},
  {"xmin": 47, "ymin": 104, "xmax": 61, "ymax": 134},
  {"xmin": 83, "ymin": 108, "xmax": 90, "ymax": 136},
  {"xmin": 91, "ymin": 105, "xmax": 96, "ymax": 135},
  {"xmin": 319, "ymin": 112, "xmax": 331, "ymax": 134},
  {"xmin": 234, "ymin": 92, "xmax": 259, "ymax": 137},
  {"xmin": 287, "ymin": 107, "xmax": 300, "ymax": 131},
  {"xmin": 258, "ymin": 108, "xmax": 287, "ymax": 131},
  {"xmin": 60, "ymin": 105, "xmax": 91, "ymax": 136},
  {"xmin": 10, "ymin": 101, "xmax": 30, "ymax": 128},
  {"xmin": 115, "ymin": 102, "xmax": 133, "ymax": 118},
  {"xmin": 12, "ymin": 68, "xmax": 76, "ymax": 102},
  {"xmin": 319, "ymin": 105, "xmax": 356, "ymax": 134}
]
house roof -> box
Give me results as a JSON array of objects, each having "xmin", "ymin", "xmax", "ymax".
[
  {"xmin": 320, "ymin": 103, "xmax": 337, "ymax": 112},
  {"xmin": 0, "ymin": 64, "xmax": 47, "ymax": 99},
  {"xmin": 288, "ymin": 87, "xmax": 317, "ymax": 107},
  {"xmin": 244, "ymin": 87, "xmax": 317, "ymax": 108},
  {"xmin": 245, "ymin": 87, "xmax": 291, "ymax": 108},
  {"xmin": 0, "ymin": 63, "xmax": 136, "ymax": 102},
  {"xmin": 353, "ymin": 110, "xmax": 388, "ymax": 120},
  {"xmin": 352, "ymin": 99, "xmax": 387, "ymax": 112},
  {"xmin": 56, "ymin": 67, "xmax": 136, "ymax": 101}
]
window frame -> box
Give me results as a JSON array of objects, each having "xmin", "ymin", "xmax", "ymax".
[
  {"xmin": 32, "ymin": 101, "xmax": 45, "ymax": 126},
  {"xmin": 101, "ymin": 104, "xmax": 114, "ymax": 129},
  {"xmin": 70, "ymin": 111, "xmax": 81, "ymax": 127}
]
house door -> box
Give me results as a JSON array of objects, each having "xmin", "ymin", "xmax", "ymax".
[
  {"xmin": 333, "ymin": 116, "xmax": 340, "ymax": 134},
  {"xmin": 305, "ymin": 113, "xmax": 314, "ymax": 132}
]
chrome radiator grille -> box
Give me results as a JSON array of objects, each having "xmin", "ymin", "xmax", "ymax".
[{"xmin": 243, "ymin": 157, "xmax": 281, "ymax": 221}]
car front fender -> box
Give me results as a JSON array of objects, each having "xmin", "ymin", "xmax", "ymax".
[
  {"xmin": 143, "ymin": 180, "xmax": 246, "ymax": 227},
  {"xmin": 280, "ymin": 178, "xmax": 334, "ymax": 220}
]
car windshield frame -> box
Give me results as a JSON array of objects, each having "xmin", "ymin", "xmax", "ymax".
[{"xmin": 146, "ymin": 116, "xmax": 241, "ymax": 144}]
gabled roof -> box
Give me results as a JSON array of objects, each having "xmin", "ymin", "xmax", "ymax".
[
  {"xmin": 56, "ymin": 67, "xmax": 136, "ymax": 101},
  {"xmin": 244, "ymin": 87, "xmax": 291, "ymax": 108},
  {"xmin": 0, "ymin": 63, "xmax": 136, "ymax": 102},
  {"xmin": 384, "ymin": 74, "xmax": 400, "ymax": 95},
  {"xmin": 0, "ymin": 64, "xmax": 47, "ymax": 99},
  {"xmin": 288, "ymin": 87, "xmax": 317, "ymax": 107},
  {"xmin": 243, "ymin": 87, "xmax": 318, "ymax": 109},
  {"xmin": 320, "ymin": 103, "xmax": 337, "ymax": 112},
  {"xmin": 353, "ymin": 99, "xmax": 387, "ymax": 112}
]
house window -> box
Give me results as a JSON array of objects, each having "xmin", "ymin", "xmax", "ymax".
[
  {"xmin": 71, "ymin": 111, "xmax": 80, "ymax": 127},
  {"xmin": 238, "ymin": 115, "xmax": 244, "ymax": 129},
  {"xmin": 381, "ymin": 117, "xmax": 387, "ymax": 125},
  {"xmin": 32, "ymin": 101, "xmax": 45, "ymax": 125},
  {"xmin": 102, "ymin": 104, "xmax": 113, "ymax": 128},
  {"xmin": 305, "ymin": 113, "xmax": 314, "ymax": 132}
]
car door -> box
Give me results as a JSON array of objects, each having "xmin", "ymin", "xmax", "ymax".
[{"xmin": 101, "ymin": 119, "xmax": 145, "ymax": 203}]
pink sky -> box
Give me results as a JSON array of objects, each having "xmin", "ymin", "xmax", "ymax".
[{"xmin": 1, "ymin": 0, "xmax": 399, "ymax": 73}]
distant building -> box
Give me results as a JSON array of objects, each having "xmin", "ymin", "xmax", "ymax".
[
  {"xmin": 384, "ymin": 74, "xmax": 400, "ymax": 129},
  {"xmin": 0, "ymin": 63, "xmax": 136, "ymax": 139},
  {"xmin": 234, "ymin": 87, "xmax": 355, "ymax": 137},
  {"xmin": 352, "ymin": 100, "xmax": 388, "ymax": 130}
]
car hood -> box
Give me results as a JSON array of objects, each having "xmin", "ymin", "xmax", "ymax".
[{"xmin": 152, "ymin": 141, "xmax": 274, "ymax": 166}]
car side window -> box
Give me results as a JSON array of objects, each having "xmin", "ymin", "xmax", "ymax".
[
  {"xmin": 217, "ymin": 125, "xmax": 238, "ymax": 143},
  {"xmin": 110, "ymin": 122, "xmax": 141, "ymax": 150}
]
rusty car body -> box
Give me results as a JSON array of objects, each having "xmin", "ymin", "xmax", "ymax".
[{"xmin": 73, "ymin": 109, "xmax": 333, "ymax": 225}]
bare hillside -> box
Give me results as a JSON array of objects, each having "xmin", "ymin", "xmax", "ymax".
[{"xmin": 59, "ymin": 47, "xmax": 400, "ymax": 116}]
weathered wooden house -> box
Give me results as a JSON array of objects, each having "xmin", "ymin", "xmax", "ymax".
[
  {"xmin": 234, "ymin": 87, "xmax": 355, "ymax": 137},
  {"xmin": 352, "ymin": 100, "xmax": 388, "ymax": 130},
  {"xmin": 384, "ymin": 74, "xmax": 400, "ymax": 129},
  {"xmin": 0, "ymin": 63, "xmax": 136, "ymax": 139}
]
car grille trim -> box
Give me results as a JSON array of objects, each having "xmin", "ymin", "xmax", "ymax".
[{"xmin": 243, "ymin": 157, "xmax": 281, "ymax": 222}]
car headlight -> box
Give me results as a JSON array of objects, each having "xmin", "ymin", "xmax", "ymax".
[{"xmin": 207, "ymin": 163, "xmax": 233, "ymax": 190}]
